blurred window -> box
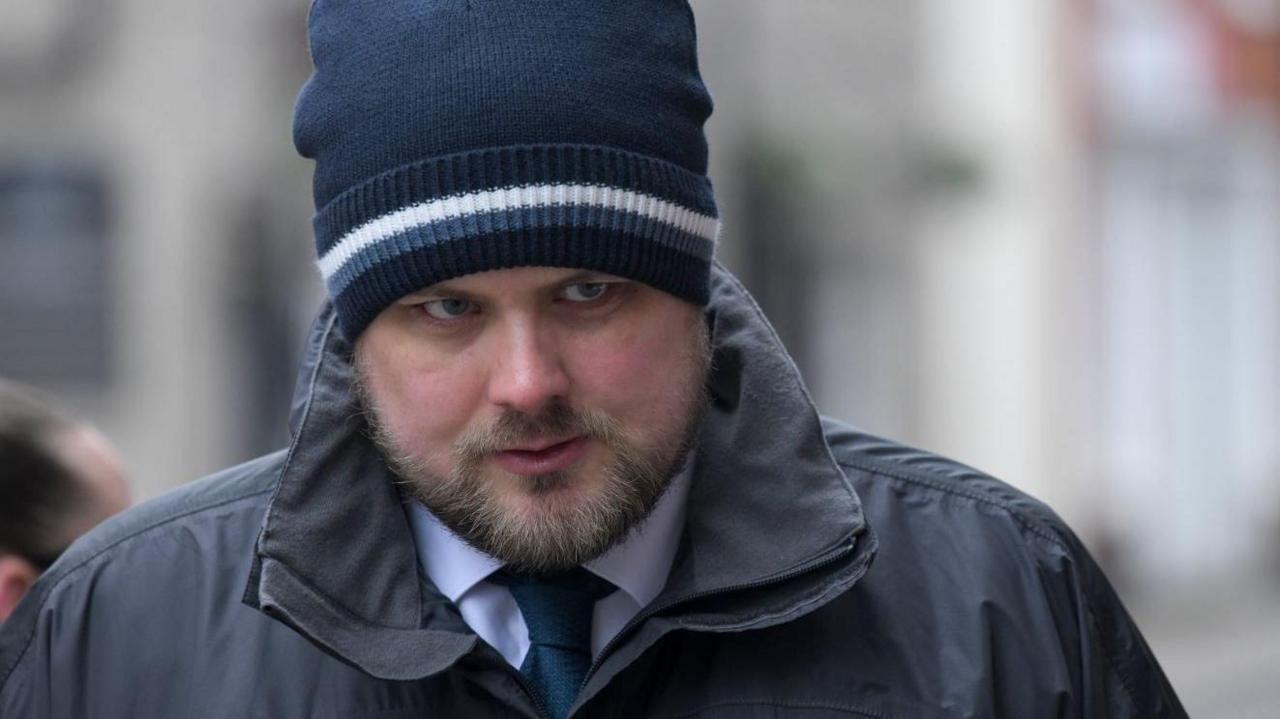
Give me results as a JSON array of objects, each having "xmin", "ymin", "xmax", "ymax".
[{"xmin": 0, "ymin": 160, "xmax": 113, "ymax": 384}]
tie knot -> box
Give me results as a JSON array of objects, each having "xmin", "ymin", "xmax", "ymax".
[
  {"xmin": 492, "ymin": 567, "xmax": 617, "ymax": 648},
  {"xmin": 496, "ymin": 567, "xmax": 617, "ymax": 599},
  {"xmin": 489, "ymin": 568, "xmax": 616, "ymax": 719}
]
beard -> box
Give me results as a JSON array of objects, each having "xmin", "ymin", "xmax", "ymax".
[{"xmin": 356, "ymin": 325, "xmax": 711, "ymax": 573}]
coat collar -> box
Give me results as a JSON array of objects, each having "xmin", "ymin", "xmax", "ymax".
[{"xmin": 244, "ymin": 263, "xmax": 875, "ymax": 681}]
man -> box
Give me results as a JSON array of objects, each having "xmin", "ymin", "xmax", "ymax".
[
  {"xmin": 0, "ymin": 1, "xmax": 1185, "ymax": 717},
  {"xmin": 0, "ymin": 380, "xmax": 130, "ymax": 623}
]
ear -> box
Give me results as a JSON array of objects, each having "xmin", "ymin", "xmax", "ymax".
[{"xmin": 0, "ymin": 553, "xmax": 40, "ymax": 623}]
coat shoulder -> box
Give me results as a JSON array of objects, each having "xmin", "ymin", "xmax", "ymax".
[
  {"xmin": 0, "ymin": 449, "xmax": 286, "ymax": 691},
  {"xmin": 819, "ymin": 417, "xmax": 1185, "ymax": 718},
  {"xmin": 821, "ymin": 416, "xmax": 1073, "ymax": 550},
  {"xmin": 41, "ymin": 448, "xmax": 284, "ymax": 584}
]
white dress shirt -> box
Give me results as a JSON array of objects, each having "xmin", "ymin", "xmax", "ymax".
[{"xmin": 406, "ymin": 465, "xmax": 691, "ymax": 669}]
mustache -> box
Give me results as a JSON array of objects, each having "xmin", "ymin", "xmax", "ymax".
[{"xmin": 453, "ymin": 402, "xmax": 621, "ymax": 461}]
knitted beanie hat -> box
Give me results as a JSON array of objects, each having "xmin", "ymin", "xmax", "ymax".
[{"xmin": 295, "ymin": 0, "xmax": 721, "ymax": 339}]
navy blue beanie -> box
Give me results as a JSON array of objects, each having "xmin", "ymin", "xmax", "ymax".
[{"xmin": 295, "ymin": 0, "xmax": 720, "ymax": 339}]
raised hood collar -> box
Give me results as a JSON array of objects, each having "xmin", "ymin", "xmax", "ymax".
[{"xmin": 245, "ymin": 263, "xmax": 873, "ymax": 680}]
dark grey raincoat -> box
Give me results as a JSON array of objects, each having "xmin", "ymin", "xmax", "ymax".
[{"xmin": 0, "ymin": 266, "xmax": 1185, "ymax": 718}]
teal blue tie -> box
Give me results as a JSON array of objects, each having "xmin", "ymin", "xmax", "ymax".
[{"xmin": 494, "ymin": 568, "xmax": 617, "ymax": 719}]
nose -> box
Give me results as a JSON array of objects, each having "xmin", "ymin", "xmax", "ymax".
[{"xmin": 486, "ymin": 317, "xmax": 571, "ymax": 414}]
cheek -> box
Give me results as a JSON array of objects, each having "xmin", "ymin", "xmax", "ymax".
[
  {"xmin": 567, "ymin": 318, "xmax": 700, "ymax": 424},
  {"xmin": 365, "ymin": 347, "xmax": 487, "ymax": 450}
]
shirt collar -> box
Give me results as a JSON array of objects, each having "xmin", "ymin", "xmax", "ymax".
[
  {"xmin": 407, "ymin": 459, "xmax": 692, "ymax": 608},
  {"xmin": 407, "ymin": 503, "xmax": 503, "ymax": 604},
  {"xmin": 586, "ymin": 459, "xmax": 690, "ymax": 608}
]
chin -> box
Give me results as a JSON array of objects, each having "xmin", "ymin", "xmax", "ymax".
[
  {"xmin": 495, "ymin": 466, "xmax": 605, "ymax": 513},
  {"xmin": 400, "ymin": 433, "xmax": 674, "ymax": 571}
]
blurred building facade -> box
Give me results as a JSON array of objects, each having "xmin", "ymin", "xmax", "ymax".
[
  {"xmin": 1, "ymin": 0, "xmax": 1276, "ymax": 715},
  {"xmin": 0, "ymin": 0, "xmax": 320, "ymax": 501}
]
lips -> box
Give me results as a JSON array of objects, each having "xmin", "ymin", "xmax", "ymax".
[{"xmin": 492, "ymin": 436, "xmax": 590, "ymax": 476}]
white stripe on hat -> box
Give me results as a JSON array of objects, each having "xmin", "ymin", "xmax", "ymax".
[{"xmin": 317, "ymin": 183, "xmax": 720, "ymax": 282}]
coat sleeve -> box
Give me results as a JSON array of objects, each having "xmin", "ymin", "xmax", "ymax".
[
  {"xmin": 1034, "ymin": 524, "xmax": 1187, "ymax": 719},
  {"xmin": 0, "ymin": 566, "xmax": 97, "ymax": 718},
  {"xmin": 821, "ymin": 418, "xmax": 1187, "ymax": 718},
  {"xmin": 1, "ymin": 518, "xmax": 209, "ymax": 718}
]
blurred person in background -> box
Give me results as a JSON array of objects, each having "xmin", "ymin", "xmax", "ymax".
[
  {"xmin": 0, "ymin": 380, "xmax": 129, "ymax": 623},
  {"xmin": 0, "ymin": 1, "xmax": 1185, "ymax": 717}
]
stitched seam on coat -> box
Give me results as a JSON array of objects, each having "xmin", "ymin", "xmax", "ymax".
[
  {"xmin": 0, "ymin": 486, "xmax": 275, "ymax": 690},
  {"xmin": 1086, "ymin": 594, "xmax": 1145, "ymax": 715},
  {"xmin": 670, "ymin": 540, "xmax": 871, "ymax": 631},
  {"xmin": 836, "ymin": 458, "xmax": 1065, "ymax": 549}
]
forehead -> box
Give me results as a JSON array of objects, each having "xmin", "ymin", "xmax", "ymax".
[{"xmin": 400, "ymin": 267, "xmax": 619, "ymax": 300}]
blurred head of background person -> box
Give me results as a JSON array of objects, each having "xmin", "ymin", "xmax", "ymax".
[{"xmin": 0, "ymin": 380, "xmax": 130, "ymax": 622}]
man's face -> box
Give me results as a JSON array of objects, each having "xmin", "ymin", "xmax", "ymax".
[{"xmin": 355, "ymin": 267, "xmax": 710, "ymax": 572}]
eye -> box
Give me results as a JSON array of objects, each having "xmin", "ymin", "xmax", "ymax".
[
  {"xmin": 561, "ymin": 282, "xmax": 611, "ymax": 302},
  {"xmin": 419, "ymin": 298, "xmax": 475, "ymax": 320}
]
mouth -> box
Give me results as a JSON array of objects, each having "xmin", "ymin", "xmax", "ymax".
[{"xmin": 492, "ymin": 436, "xmax": 590, "ymax": 476}]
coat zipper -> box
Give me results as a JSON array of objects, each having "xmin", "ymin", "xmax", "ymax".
[
  {"xmin": 577, "ymin": 536, "xmax": 858, "ymax": 696},
  {"xmin": 511, "ymin": 670, "xmax": 551, "ymax": 719},
  {"xmin": 507, "ymin": 538, "xmax": 858, "ymax": 717}
]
